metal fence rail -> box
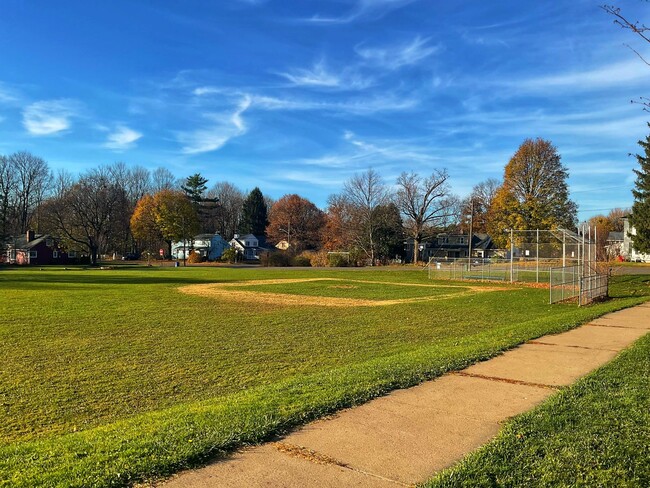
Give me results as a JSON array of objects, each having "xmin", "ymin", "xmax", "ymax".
[{"xmin": 549, "ymin": 265, "xmax": 608, "ymax": 306}]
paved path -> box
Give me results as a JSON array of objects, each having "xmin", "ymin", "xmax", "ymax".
[{"xmin": 162, "ymin": 303, "xmax": 650, "ymax": 487}]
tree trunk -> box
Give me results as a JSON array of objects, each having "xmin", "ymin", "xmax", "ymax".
[{"xmin": 413, "ymin": 237, "xmax": 420, "ymax": 264}]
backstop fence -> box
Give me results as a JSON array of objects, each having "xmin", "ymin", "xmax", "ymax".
[{"xmin": 426, "ymin": 227, "xmax": 609, "ymax": 306}]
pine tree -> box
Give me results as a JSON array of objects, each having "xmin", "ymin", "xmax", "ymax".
[
  {"xmin": 240, "ymin": 187, "xmax": 268, "ymax": 237},
  {"xmin": 181, "ymin": 173, "xmax": 208, "ymax": 204},
  {"xmin": 629, "ymin": 127, "xmax": 650, "ymax": 253}
]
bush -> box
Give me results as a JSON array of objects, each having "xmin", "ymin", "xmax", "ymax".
[
  {"xmin": 291, "ymin": 255, "xmax": 311, "ymax": 267},
  {"xmin": 187, "ymin": 251, "xmax": 204, "ymax": 264},
  {"xmin": 306, "ymin": 250, "xmax": 329, "ymax": 267},
  {"xmin": 327, "ymin": 253, "xmax": 349, "ymax": 267},
  {"xmin": 221, "ymin": 248, "xmax": 236, "ymax": 263},
  {"xmin": 262, "ymin": 252, "xmax": 290, "ymax": 267}
]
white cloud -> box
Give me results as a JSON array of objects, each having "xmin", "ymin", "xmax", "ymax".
[
  {"xmin": 105, "ymin": 126, "xmax": 143, "ymax": 150},
  {"xmin": 510, "ymin": 59, "xmax": 650, "ymax": 92},
  {"xmin": 276, "ymin": 59, "xmax": 372, "ymax": 90},
  {"xmin": 22, "ymin": 99, "xmax": 80, "ymax": 136},
  {"xmin": 179, "ymin": 96, "xmax": 251, "ymax": 154},
  {"xmin": 305, "ymin": 0, "xmax": 418, "ymax": 24},
  {"xmin": 356, "ymin": 36, "xmax": 440, "ymax": 70}
]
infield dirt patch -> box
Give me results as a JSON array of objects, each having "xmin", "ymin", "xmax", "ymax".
[{"xmin": 178, "ymin": 278, "xmax": 507, "ymax": 307}]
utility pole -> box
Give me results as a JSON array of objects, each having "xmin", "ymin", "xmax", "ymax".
[{"xmin": 468, "ymin": 199, "xmax": 474, "ymax": 267}]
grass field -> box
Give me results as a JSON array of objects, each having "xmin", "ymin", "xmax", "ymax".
[
  {"xmin": 0, "ymin": 266, "xmax": 649, "ymax": 486},
  {"xmin": 425, "ymin": 332, "xmax": 650, "ymax": 487}
]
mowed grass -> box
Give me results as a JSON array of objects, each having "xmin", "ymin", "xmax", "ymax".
[
  {"xmin": 233, "ymin": 278, "xmax": 471, "ymax": 300},
  {"xmin": 0, "ymin": 266, "xmax": 648, "ymax": 486},
  {"xmin": 424, "ymin": 332, "xmax": 650, "ymax": 488}
]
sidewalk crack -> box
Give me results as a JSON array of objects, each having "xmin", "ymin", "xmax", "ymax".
[
  {"xmin": 452, "ymin": 371, "xmax": 560, "ymax": 390},
  {"xmin": 527, "ymin": 340, "xmax": 618, "ymax": 352},
  {"xmin": 272, "ymin": 442, "xmax": 412, "ymax": 486}
]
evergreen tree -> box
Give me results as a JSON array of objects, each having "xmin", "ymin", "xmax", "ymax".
[
  {"xmin": 629, "ymin": 127, "xmax": 650, "ymax": 253},
  {"xmin": 181, "ymin": 173, "xmax": 208, "ymax": 204},
  {"xmin": 240, "ymin": 187, "xmax": 268, "ymax": 237}
]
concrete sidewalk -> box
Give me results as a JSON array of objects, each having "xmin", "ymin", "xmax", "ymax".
[{"xmin": 162, "ymin": 303, "xmax": 650, "ymax": 487}]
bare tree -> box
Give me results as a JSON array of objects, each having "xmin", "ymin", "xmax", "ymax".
[
  {"xmin": 0, "ymin": 155, "xmax": 16, "ymax": 239},
  {"xmin": 9, "ymin": 151, "xmax": 52, "ymax": 234},
  {"xmin": 207, "ymin": 181, "xmax": 245, "ymax": 240},
  {"xmin": 44, "ymin": 169, "xmax": 128, "ymax": 265},
  {"xmin": 151, "ymin": 167, "xmax": 177, "ymax": 192},
  {"xmin": 395, "ymin": 169, "xmax": 452, "ymax": 264},
  {"xmin": 460, "ymin": 178, "xmax": 500, "ymax": 234},
  {"xmin": 342, "ymin": 168, "xmax": 390, "ymax": 264}
]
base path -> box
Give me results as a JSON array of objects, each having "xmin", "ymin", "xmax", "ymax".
[{"xmin": 161, "ymin": 303, "xmax": 650, "ymax": 487}]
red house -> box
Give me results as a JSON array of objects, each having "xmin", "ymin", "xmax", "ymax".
[{"xmin": 6, "ymin": 231, "xmax": 77, "ymax": 265}]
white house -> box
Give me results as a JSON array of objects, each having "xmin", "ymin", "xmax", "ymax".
[
  {"xmin": 229, "ymin": 234, "xmax": 264, "ymax": 260},
  {"xmin": 622, "ymin": 217, "xmax": 650, "ymax": 262},
  {"xmin": 172, "ymin": 233, "xmax": 230, "ymax": 260}
]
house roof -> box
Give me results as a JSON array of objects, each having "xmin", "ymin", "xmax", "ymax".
[
  {"xmin": 607, "ymin": 232, "xmax": 624, "ymax": 242},
  {"xmin": 11, "ymin": 234, "xmax": 52, "ymax": 250}
]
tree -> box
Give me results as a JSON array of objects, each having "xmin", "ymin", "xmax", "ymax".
[
  {"xmin": 322, "ymin": 194, "xmax": 354, "ymax": 251},
  {"xmin": 460, "ymin": 178, "xmax": 500, "ymax": 234},
  {"xmin": 0, "ymin": 155, "xmax": 15, "ymax": 240},
  {"xmin": 343, "ymin": 169, "xmax": 390, "ymax": 263},
  {"xmin": 629, "ymin": 128, "xmax": 650, "ymax": 253},
  {"xmin": 373, "ymin": 203, "xmax": 404, "ymax": 263},
  {"xmin": 182, "ymin": 173, "xmax": 208, "ymax": 204},
  {"xmin": 489, "ymin": 138, "xmax": 577, "ymax": 245},
  {"xmin": 207, "ymin": 181, "xmax": 244, "ymax": 240},
  {"xmin": 151, "ymin": 167, "xmax": 177, "ymax": 192},
  {"xmin": 395, "ymin": 170, "xmax": 452, "ymax": 263},
  {"xmin": 153, "ymin": 189, "xmax": 199, "ymax": 258},
  {"xmin": 588, "ymin": 214, "xmax": 614, "ymax": 261},
  {"xmin": 42, "ymin": 169, "xmax": 128, "ymax": 265},
  {"xmin": 9, "ymin": 151, "xmax": 52, "ymax": 234},
  {"xmin": 130, "ymin": 194, "xmax": 163, "ymax": 256},
  {"xmin": 240, "ymin": 187, "xmax": 268, "ymax": 237},
  {"xmin": 266, "ymin": 194, "xmax": 325, "ymax": 252}
]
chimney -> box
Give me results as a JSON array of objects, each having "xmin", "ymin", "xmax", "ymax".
[{"xmin": 26, "ymin": 230, "xmax": 35, "ymax": 242}]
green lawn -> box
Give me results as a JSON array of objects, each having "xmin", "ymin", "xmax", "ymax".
[
  {"xmin": 0, "ymin": 266, "xmax": 648, "ymax": 486},
  {"xmin": 424, "ymin": 332, "xmax": 650, "ymax": 488}
]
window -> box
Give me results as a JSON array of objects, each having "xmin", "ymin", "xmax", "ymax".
[
  {"xmin": 46, "ymin": 238, "xmax": 53, "ymax": 247},
  {"xmin": 53, "ymin": 251, "xmax": 59, "ymax": 258},
  {"xmin": 68, "ymin": 251, "xmax": 77, "ymax": 258},
  {"xmin": 29, "ymin": 251, "xmax": 38, "ymax": 258},
  {"xmin": 459, "ymin": 237, "xmax": 465, "ymax": 244}
]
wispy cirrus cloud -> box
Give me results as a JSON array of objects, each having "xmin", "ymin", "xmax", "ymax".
[
  {"xmin": 276, "ymin": 59, "xmax": 373, "ymax": 90},
  {"xmin": 356, "ymin": 36, "xmax": 440, "ymax": 70},
  {"xmin": 305, "ymin": 0, "xmax": 418, "ymax": 24},
  {"xmin": 179, "ymin": 96, "xmax": 251, "ymax": 154},
  {"xmin": 104, "ymin": 126, "xmax": 143, "ymax": 150},
  {"xmin": 506, "ymin": 59, "xmax": 650, "ymax": 93},
  {"xmin": 22, "ymin": 99, "xmax": 82, "ymax": 136}
]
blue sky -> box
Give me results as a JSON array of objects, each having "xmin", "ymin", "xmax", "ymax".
[{"xmin": 1, "ymin": 0, "xmax": 648, "ymax": 220}]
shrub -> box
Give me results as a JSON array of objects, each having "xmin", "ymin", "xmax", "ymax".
[
  {"xmin": 308, "ymin": 250, "xmax": 329, "ymax": 267},
  {"xmin": 187, "ymin": 251, "xmax": 204, "ymax": 264},
  {"xmin": 221, "ymin": 248, "xmax": 237, "ymax": 263},
  {"xmin": 263, "ymin": 252, "xmax": 290, "ymax": 267},
  {"xmin": 291, "ymin": 255, "xmax": 311, "ymax": 267},
  {"xmin": 327, "ymin": 253, "xmax": 349, "ymax": 267}
]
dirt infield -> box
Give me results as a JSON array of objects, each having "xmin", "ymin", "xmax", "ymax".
[{"xmin": 178, "ymin": 278, "xmax": 508, "ymax": 308}]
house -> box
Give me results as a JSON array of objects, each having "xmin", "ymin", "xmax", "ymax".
[
  {"xmin": 405, "ymin": 233, "xmax": 497, "ymax": 263},
  {"xmin": 5, "ymin": 231, "xmax": 77, "ymax": 265},
  {"xmin": 605, "ymin": 231, "xmax": 624, "ymax": 260},
  {"xmin": 229, "ymin": 234, "xmax": 268, "ymax": 260},
  {"xmin": 622, "ymin": 217, "xmax": 650, "ymax": 262},
  {"xmin": 172, "ymin": 233, "xmax": 230, "ymax": 260},
  {"xmin": 275, "ymin": 239, "xmax": 291, "ymax": 251}
]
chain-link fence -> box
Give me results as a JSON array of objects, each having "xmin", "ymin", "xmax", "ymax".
[
  {"xmin": 426, "ymin": 227, "xmax": 608, "ymax": 306},
  {"xmin": 549, "ymin": 264, "xmax": 608, "ymax": 305}
]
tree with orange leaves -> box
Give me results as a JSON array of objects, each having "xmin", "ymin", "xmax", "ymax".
[{"xmin": 266, "ymin": 194, "xmax": 324, "ymax": 252}]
